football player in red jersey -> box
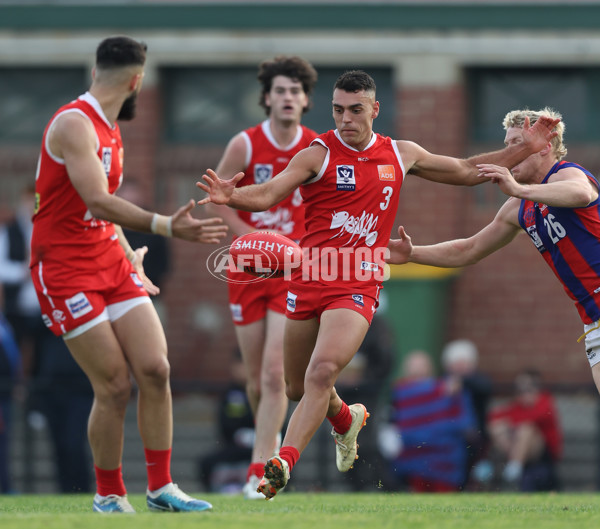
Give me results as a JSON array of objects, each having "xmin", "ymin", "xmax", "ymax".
[
  {"xmin": 30, "ymin": 36, "xmax": 226, "ymax": 513},
  {"xmin": 206, "ymin": 56, "xmax": 318, "ymax": 499},
  {"xmin": 198, "ymin": 71, "xmax": 559, "ymax": 499}
]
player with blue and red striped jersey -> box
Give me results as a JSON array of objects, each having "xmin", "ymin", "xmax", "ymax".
[{"xmin": 388, "ymin": 107, "xmax": 600, "ymax": 392}]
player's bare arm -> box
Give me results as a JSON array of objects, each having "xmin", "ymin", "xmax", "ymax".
[
  {"xmin": 197, "ymin": 144, "xmax": 325, "ymax": 212},
  {"xmin": 400, "ymin": 115, "xmax": 560, "ymax": 185},
  {"xmin": 53, "ymin": 112, "xmax": 227, "ymax": 243},
  {"xmin": 206, "ymin": 132, "xmax": 261, "ymax": 236},
  {"xmin": 388, "ymin": 199, "xmax": 522, "ymax": 267},
  {"xmin": 478, "ymin": 163, "xmax": 599, "ymax": 208}
]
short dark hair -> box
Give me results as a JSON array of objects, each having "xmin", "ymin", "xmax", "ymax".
[
  {"xmin": 257, "ymin": 55, "xmax": 318, "ymax": 115},
  {"xmin": 96, "ymin": 36, "xmax": 147, "ymax": 69},
  {"xmin": 334, "ymin": 70, "xmax": 376, "ymax": 94}
]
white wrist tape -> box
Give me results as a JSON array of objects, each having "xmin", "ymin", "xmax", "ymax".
[{"xmin": 151, "ymin": 213, "xmax": 173, "ymax": 237}]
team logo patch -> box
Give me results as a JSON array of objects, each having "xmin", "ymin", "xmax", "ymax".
[
  {"xmin": 229, "ymin": 303, "xmax": 243, "ymax": 322},
  {"xmin": 352, "ymin": 294, "xmax": 364, "ymax": 306},
  {"xmin": 377, "ymin": 165, "xmax": 395, "ymax": 181},
  {"xmin": 255, "ymin": 164, "xmax": 273, "ymax": 184},
  {"xmin": 336, "ymin": 165, "xmax": 355, "ymax": 191},
  {"xmin": 287, "ymin": 292, "xmax": 298, "ymax": 312},
  {"xmin": 65, "ymin": 292, "xmax": 93, "ymax": 319},
  {"xmin": 52, "ymin": 309, "xmax": 66, "ymax": 324},
  {"xmin": 130, "ymin": 273, "xmax": 144, "ymax": 288},
  {"xmin": 101, "ymin": 147, "xmax": 112, "ymax": 177}
]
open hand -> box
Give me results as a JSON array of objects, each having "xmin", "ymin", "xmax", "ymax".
[
  {"xmin": 196, "ymin": 169, "xmax": 244, "ymax": 206},
  {"xmin": 387, "ymin": 226, "xmax": 413, "ymax": 265}
]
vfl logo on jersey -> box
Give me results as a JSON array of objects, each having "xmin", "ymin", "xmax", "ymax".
[
  {"xmin": 254, "ymin": 164, "xmax": 273, "ymax": 184},
  {"xmin": 101, "ymin": 147, "xmax": 112, "ymax": 177},
  {"xmin": 526, "ymin": 225, "xmax": 546, "ymax": 251},
  {"xmin": 65, "ymin": 292, "xmax": 93, "ymax": 319},
  {"xmin": 336, "ymin": 165, "xmax": 355, "ymax": 191},
  {"xmin": 229, "ymin": 303, "xmax": 243, "ymax": 322},
  {"xmin": 377, "ymin": 165, "xmax": 395, "ymax": 181},
  {"xmin": 352, "ymin": 294, "xmax": 364, "ymax": 307},
  {"xmin": 286, "ymin": 292, "xmax": 297, "ymax": 313}
]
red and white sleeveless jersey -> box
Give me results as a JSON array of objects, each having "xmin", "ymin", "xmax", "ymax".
[
  {"xmin": 296, "ymin": 129, "xmax": 405, "ymax": 286},
  {"xmin": 31, "ymin": 92, "xmax": 124, "ymax": 273},
  {"xmin": 235, "ymin": 120, "xmax": 317, "ymax": 240}
]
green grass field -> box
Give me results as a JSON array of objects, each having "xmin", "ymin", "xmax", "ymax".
[{"xmin": 1, "ymin": 492, "xmax": 600, "ymax": 529}]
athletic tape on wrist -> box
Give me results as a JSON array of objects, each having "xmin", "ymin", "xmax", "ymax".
[{"xmin": 151, "ymin": 213, "xmax": 173, "ymax": 237}]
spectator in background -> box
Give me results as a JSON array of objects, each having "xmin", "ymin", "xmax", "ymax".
[
  {"xmin": 0, "ymin": 309, "xmax": 21, "ymax": 493},
  {"xmin": 197, "ymin": 350, "xmax": 255, "ymax": 493},
  {"xmin": 33, "ymin": 332, "xmax": 94, "ymax": 493},
  {"xmin": 380, "ymin": 350, "xmax": 477, "ymax": 492},
  {"xmin": 441, "ymin": 339, "xmax": 493, "ymax": 488},
  {"xmin": 0, "ymin": 185, "xmax": 93, "ymax": 493},
  {"xmin": 0, "ymin": 185, "xmax": 45, "ymax": 375},
  {"xmin": 488, "ymin": 368, "xmax": 562, "ymax": 491}
]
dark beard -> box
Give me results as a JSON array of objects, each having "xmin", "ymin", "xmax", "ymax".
[{"xmin": 117, "ymin": 93, "xmax": 138, "ymax": 121}]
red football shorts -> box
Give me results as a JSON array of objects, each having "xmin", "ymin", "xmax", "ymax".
[
  {"xmin": 285, "ymin": 280, "xmax": 380, "ymax": 324},
  {"xmin": 31, "ymin": 257, "xmax": 148, "ymax": 336},
  {"xmin": 227, "ymin": 270, "xmax": 289, "ymax": 325}
]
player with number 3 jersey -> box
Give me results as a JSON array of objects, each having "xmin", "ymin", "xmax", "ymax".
[{"xmin": 198, "ymin": 72, "xmax": 560, "ymax": 499}]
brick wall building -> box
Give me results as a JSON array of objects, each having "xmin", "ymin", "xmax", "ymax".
[{"xmin": 1, "ymin": 1, "xmax": 600, "ymax": 389}]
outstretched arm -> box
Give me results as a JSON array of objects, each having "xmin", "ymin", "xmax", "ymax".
[
  {"xmin": 478, "ymin": 163, "xmax": 599, "ymax": 208},
  {"xmin": 52, "ymin": 112, "xmax": 228, "ymax": 244},
  {"xmin": 387, "ymin": 199, "xmax": 522, "ymax": 267},
  {"xmin": 197, "ymin": 144, "xmax": 325, "ymax": 212},
  {"xmin": 401, "ymin": 115, "xmax": 560, "ymax": 186},
  {"xmin": 205, "ymin": 133, "xmax": 260, "ymax": 236}
]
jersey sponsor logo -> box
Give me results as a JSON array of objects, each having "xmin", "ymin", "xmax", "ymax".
[
  {"xmin": 330, "ymin": 210, "xmax": 379, "ymax": 247},
  {"xmin": 286, "ymin": 292, "xmax": 297, "ymax": 312},
  {"xmin": 52, "ymin": 309, "xmax": 66, "ymax": 323},
  {"xmin": 65, "ymin": 292, "xmax": 93, "ymax": 319},
  {"xmin": 352, "ymin": 294, "xmax": 364, "ymax": 306},
  {"xmin": 130, "ymin": 273, "xmax": 144, "ymax": 288},
  {"xmin": 377, "ymin": 165, "xmax": 395, "ymax": 181},
  {"xmin": 101, "ymin": 147, "xmax": 112, "ymax": 177},
  {"xmin": 254, "ymin": 164, "xmax": 273, "ymax": 184},
  {"xmin": 360, "ymin": 260, "xmax": 379, "ymax": 272},
  {"xmin": 42, "ymin": 314, "xmax": 52, "ymax": 328},
  {"xmin": 336, "ymin": 165, "xmax": 355, "ymax": 191},
  {"xmin": 229, "ymin": 303, "xmax": 243, "ymax": 322}
]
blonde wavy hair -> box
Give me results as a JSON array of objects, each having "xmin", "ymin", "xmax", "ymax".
[{"xmin": 503, "ymin": 107, "xmax": 567, "ymax": 160}]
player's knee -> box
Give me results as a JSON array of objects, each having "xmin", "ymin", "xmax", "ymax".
[
  {"xmin": 138, "ymin": 356, "xmax": 171, "ymax": 387},
  {"xmin": 98, "ymin": 373, "xmax": 132, "ymax": 408},
  {"xmin": 305, "ymin": 360, "xmax": 338, "ymax": 392},
  {"xmin": 261, "ymin": 366, "xmax": 285, "ymax": 394}
]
